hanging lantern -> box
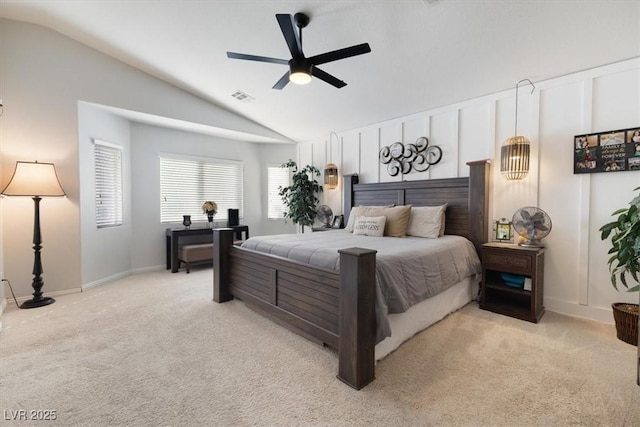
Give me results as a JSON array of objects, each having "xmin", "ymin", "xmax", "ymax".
[
  {"xmin": 324, "ymin": 163, "xmax": 338, "ymax": 190},
  {"xmin": 501, "ymin": 79, "xmax": 535, "ymax": 180}
]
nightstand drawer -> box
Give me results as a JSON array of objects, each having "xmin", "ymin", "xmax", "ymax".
[{"xmin": 483, "ymin": 251, "xmax": 532, "ymax": 275}]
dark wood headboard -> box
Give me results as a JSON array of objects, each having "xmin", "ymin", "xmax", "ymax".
[{"xmin": 343, "ymin": 160, "xmax": 490, "ymax": 252}]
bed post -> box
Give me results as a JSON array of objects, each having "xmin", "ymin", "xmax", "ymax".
[
  {"xmin": 466, "ymin": 160, "xmax": 490, "ymax": 253},
  {"xmin": 343, "ymin": 174, "xmax": 359, "ymax": 226},
  {"xmin": 213, "ymin": 228, "xmax": 234, "ymax": 303},
  {"xmin": 337, "ymin": 247, "xmax": 377, "ymax": 390}
]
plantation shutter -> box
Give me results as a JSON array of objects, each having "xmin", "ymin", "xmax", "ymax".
[
  {"xmin": 160, "ymin": 155, "xmax": 244, "ymax": 223},
  {"xmin": 94, "ymin": 140, "xmax": 123, "ymax": 228}
]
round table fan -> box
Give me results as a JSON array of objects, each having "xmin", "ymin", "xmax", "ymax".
[
  {"xmin": 512, "ymin": 207, "xmax": 552, "ymax": 247},
  {"xmin": 316, "ymin": 205, "xmax": 334, "ymax": 228}
]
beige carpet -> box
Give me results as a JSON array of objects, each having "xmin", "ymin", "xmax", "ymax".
[{"xmin": 1, "ymin": 267, "xmax": 638, "ymax": 427}]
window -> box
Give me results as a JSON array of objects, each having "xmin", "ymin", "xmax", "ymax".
[
  {"xmin": 160, "ymin": 155, "xmax": 243, "ymax": 223},
  {"xmin": 94, "ymin": 140, "xmax": 123, "ymax": 228},
  {"xmin": 267, "ymin": 165, "xmax": 289, "ymax": 220}
]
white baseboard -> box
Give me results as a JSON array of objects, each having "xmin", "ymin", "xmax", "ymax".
[
  {"xmin": 82, "ymin": 271, "xmax": 131, "ymax": 291},
  {"xmin": 545, "ymin": 296, "xmax": 614, "ymax": 324},
  {"xmin": 131, "ymin": 265, "xmax": 165, "ymax": 275},
  {"xmin": 82, "ymin": 265, "xmax": 165, "ymax": 291},
  {"xmin": 5, "ymin": 287, "xmax": 81, "ymax": 305}
]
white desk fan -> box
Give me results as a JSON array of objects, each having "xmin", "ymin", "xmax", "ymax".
[
  {"xmin": 316, "ymin": 205, "xmax": 334, "ymax": 228},
  {"xmin": 512, "ymin": 207, "xmax": 552, "ymax": 247}
]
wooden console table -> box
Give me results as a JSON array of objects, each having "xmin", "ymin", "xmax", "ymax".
[{"xmin": 165, "ymin": 226, "xmax": 249, "ymax": 273}]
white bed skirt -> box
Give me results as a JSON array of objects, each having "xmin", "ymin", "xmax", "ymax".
[{"xmin": 375, "ymin": 273, "xmax": 481, "ymax": 361}]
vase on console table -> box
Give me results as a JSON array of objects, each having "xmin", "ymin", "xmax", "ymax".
[
  {"xmin": 202, "ymin": 201, "xmax": 217, "ymax": 229},
  {"xmin": 182, "ymin": 215, "xmax": 192, "ymax": 229}
]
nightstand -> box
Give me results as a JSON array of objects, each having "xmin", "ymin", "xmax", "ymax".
[
  {"xmin": 479, "ymin": 242, "xmax": 545, "ymax": 323},
  {"xmin": 311, "ymin": 227, "xmax": 331, "ymax": 232}
]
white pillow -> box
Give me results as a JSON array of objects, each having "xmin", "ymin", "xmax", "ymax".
[
  {"xmin": 352, "ymin": 216, "xmax": 387, "ymax": 237},
  {"xmin": 345, "ymin": 205, "xmax": 394, "ymax": 232},
  {"xmin": 407, "ymin": 204, "xmax": 447, "ymax": 238},
  {"xmin": 345, "ymin": 206, "xmax": 364, "ymax": 232}
]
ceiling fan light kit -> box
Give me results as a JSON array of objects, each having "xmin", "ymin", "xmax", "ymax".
[
  {"xmin": 226, "ymin": 12, "xmax": 371, "ymax": 90},
  {"xmin": 289, "ymin": 61, "xmax": 312, "ymax": 85}
]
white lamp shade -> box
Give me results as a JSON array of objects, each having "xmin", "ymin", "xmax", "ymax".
[{"xmin": 1, "ymin": 161, "xmax": 66, "ymax": 197}]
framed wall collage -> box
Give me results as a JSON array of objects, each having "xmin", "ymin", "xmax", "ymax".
[{"xmin": 574, "ymin": 126, "xmax": 640, "ymax": 174}]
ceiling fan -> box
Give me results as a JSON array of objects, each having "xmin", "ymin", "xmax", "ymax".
[{"xmin": 226, "ymin": 12, "xmax": 371, "ymax": 90}]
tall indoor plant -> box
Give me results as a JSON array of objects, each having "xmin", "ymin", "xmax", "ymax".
[
  {"xmin": 278, "ymin": 159, "xmax": 323, "ymax": 232},
  {"xmin": 599, "ymin": 186, "xmax": 639, "ymax": 346}
]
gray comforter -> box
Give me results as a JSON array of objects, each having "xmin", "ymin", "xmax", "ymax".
[{"xmin": 241, "ymin": 230, "xmax": 481, "ymax": 341}]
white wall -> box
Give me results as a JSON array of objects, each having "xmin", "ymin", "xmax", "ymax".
[
  {"xmin": 0, "ymin": 18, "xmax": 293, "ymax": 300},
  {"xmin": 78, "ymin": 103, "xmax": 132, "ymax": 288},
  {"xmin": 300, "ymin": 58, "xmax": 640, "ymax": 324}
]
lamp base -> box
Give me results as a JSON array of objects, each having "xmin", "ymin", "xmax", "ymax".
[{"xmin": 20, "ymin": 296, "xmax": 55, "ymax": 309}]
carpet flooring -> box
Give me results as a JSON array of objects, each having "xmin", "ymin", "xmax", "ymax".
[{"xmin": 1, "ymin": 267, "xmax": 638, "ymax": 426}]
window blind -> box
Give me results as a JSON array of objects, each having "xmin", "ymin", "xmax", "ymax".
[
  {"xmin": 267, "ymin": 166, "xmax": 289, "ymax": 219},
  {"xmin": 94, "ymin": 141, "xmax": 123, "ymax": 228},
  {"xmin": 160, "ymin": 156, "xmax": 243, "ymax": 223}
]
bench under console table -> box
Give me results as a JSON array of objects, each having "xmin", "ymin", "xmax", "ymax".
[{"xmin": 165, "ymin": 225, "xmax": 249, "ymax": 273}]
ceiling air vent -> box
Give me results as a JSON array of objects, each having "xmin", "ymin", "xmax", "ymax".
[{"xmin": 231, "ymin": 90, "xmax": 254, "ymax": 103}]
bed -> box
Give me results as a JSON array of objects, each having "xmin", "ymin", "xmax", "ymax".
[{"xmin": 213, "ymin": 160, "xmax": 490, "ymax": 389}]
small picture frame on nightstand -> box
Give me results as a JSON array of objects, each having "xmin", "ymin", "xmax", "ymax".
[
  {"xmin": 332, "ymin": 215, "xmax": 344, "ymax": 229},
  {"xmin": 494, "ymin": 218, "xmax": 512, "ymax": 242}
]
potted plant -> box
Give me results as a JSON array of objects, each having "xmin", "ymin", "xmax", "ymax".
[
  {"xmin": 278, "ymin": 159, "xmax": 323, "ymax": 233},
  {"xmin": 599, "ymin": 186, "xmax": 639, "ymax": 346}
]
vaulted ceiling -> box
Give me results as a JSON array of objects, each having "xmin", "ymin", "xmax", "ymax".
[{"xmin": 1, "ymin": 0, "xmax": 638, "ymax": 143}]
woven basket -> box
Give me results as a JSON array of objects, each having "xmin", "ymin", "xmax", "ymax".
[{"xmin": 612, "ymin": 303, "xmax": 639, "ymax": 346}]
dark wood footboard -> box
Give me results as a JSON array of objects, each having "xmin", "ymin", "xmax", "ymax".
[{"xmin": 214, "ymin": 229, "xmax": 377, "ymax": 390}]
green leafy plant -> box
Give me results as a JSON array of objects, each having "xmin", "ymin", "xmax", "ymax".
[
  {"xmin": 599, "ymin": 186, "xmax": 640, "ymax": 292},
  {"xmin": 278, "ymin": 159, "xmax": 323, "ymax": 232}
]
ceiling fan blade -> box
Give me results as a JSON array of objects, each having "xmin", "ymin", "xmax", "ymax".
[
  {"xmin": 308, "ymin": 43, "xmax": 371, "ymax": 66},
  {"xmin": 227, "ymin": 52, "xmax": 289, "ymax": 65},
  {"xmin": 272, "ymin": 71, "xmax": 290, "ymax": 90},
  {"xmin": 311, "ymin": 67, "xmax": 346, "ymax": 88},
  {"xmin": 276, "ymin": 14, "xmax": 303, "ymax": 58}
]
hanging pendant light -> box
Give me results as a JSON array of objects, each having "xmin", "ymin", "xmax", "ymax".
[
  {"xmin": 324, "ymin": 163, "xmax": 338, "ymax": 189},
  {"xmin": 501, "ymin": 79, "xmax": 535, "ymax": 180},
  {"xmin": 324, "ymin": 132, "xmax": 339, "ymax": 190}
]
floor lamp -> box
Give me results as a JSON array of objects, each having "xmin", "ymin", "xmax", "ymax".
[{"xmin": 1, "ymin": 161, "xmax": 66, "ymax": 309}]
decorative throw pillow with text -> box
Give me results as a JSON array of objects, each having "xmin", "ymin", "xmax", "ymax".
[{"xmin": 353, "ymin": 216, "xmax": 387, "ymax": 237}]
